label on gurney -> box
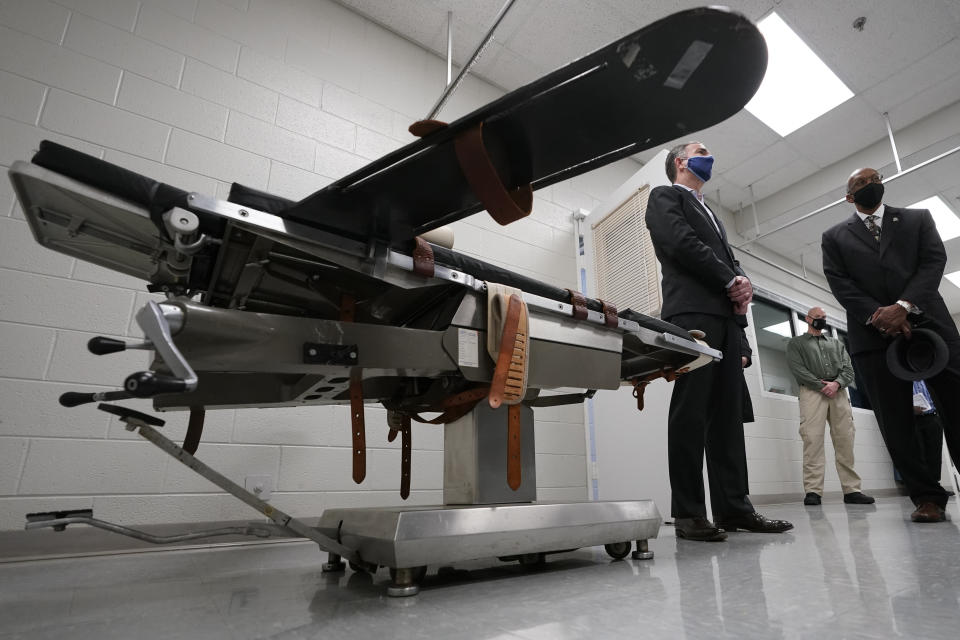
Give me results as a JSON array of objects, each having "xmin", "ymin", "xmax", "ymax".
[{"xmin": 458, "ymin": 328, "xmax": 480, "ymax": 368}]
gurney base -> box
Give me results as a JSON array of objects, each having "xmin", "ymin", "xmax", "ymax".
[{"xmin": 317, "ymin": 500, "xmax": 660, "ymax": 596}]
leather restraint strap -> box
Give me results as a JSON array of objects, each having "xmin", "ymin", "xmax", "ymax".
[
  {"xmin": 386, "ymin": 411, "xmax": 412, "ymax": 500},
  {"xmin": 341, "ymin": 294, "xmax": 366, "ymax": 484},
  {"xmin": 488, "ymin": 294, "xmax": 529, "ymax": 410},
  {"xmin": 412, "ymin": 236, "xmax": 435, "ymax": 277},
  {"xmin": 598, "ymin": 299, "xmax": 619, "ymax": 328},
  {"xmin": 488, "ymin": 293, "xmax": 529, "ymax": 491},
  {"xmin": 454, "ymin": 123, "xmax": 533, "ymax": 226},
  {"xmin": 507, "ymin": 404, "xmax": 522, "ymax": 490},
  {"xmin": 408, "ymin": 118, "xmax": 532, "ymax": 227},
  {"xmin": 566, "ymin": 288, "xmax": 588, "ymax": 320},
  {"xmin": 408, "ymin": 119, "xmax": 448, "ymax": 137},
  {"xmin": 406, "ymin": 386, "xmax": 491, "ymax": 425},
  {"xmin": 630, "ymin": 366, "xmax": 690, "ymax": 411},
  {"xmin": 182, "ymin": 406, "xmax": 205, "ymax": 455}
]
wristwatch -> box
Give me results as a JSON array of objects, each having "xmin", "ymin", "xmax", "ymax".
[{"xmin": 896, "ymin": 300, "xmax": 918, "ymax": 314}]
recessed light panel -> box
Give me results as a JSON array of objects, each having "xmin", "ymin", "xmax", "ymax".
[
  {"xmin": 762, "ymin": 320, "xmax": 793, "ymax": 338},
  {"xmin": 945, "ymin": 270, "xmax": 960, "ymax": 289},
  {"xmin": 745, "ymin": 12, "xmax": 854, "ymax": 136},
  {"xmin": 908, "ymin": 196, "xmax": 960, "ymax": 242}
]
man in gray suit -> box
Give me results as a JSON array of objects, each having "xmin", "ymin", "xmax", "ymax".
[
  {"xmin": 822, "ymin": 167, "xmax": 960, "ymax": 522},
  {"xmin": 645, "ymin": 141, "xmax": 792, "ymax": 541}
]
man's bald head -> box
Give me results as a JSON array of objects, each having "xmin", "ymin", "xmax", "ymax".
[
  {"xmin": 806, "ymin": 307, "xmax": 825, "ymax": 320},
  {"xmin": 847, "ymin": 168, "xmax": 881, "ymax": 194}
]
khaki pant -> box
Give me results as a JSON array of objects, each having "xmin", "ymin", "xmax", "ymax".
[{"xmin": 798, "ymin": 386, "xmax": 862, "ymax": 495}]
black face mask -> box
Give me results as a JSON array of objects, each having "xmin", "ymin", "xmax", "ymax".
[
  {"xmin": 852, "ymin": 182, "xmax": 884, "ymax": 209},
  {"xmin": 811, "ymin": 317, "xmax": 827, "ymax": 331}
]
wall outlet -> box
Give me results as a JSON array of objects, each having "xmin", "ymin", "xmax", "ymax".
[{"xmin": 244, "ymin": 475, "xmax": 273, "ymax": 500}]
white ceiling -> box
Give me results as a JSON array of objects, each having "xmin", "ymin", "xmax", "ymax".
[{"xmin": 336, "ymin": 0, "xmax": 960, "ymax": 306}]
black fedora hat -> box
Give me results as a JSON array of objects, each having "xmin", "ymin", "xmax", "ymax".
[{"xmin": 886, "ymin": 328, "xmax": 949, "ymax": 381}]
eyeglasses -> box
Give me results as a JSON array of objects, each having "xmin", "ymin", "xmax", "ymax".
[{"xmin": 849, "ymin": 173, "xmax": 883, "ymax": 191}]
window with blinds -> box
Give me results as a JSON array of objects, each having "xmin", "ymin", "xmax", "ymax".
[{"xmin": 590, "ymin": 185, "xmax": 662, "ymax": 316}]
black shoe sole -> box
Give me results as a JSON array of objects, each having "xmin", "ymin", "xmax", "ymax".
[
  {"xmin": 717, "ymin": 523, "xmax": 794, "ymax": 533},
  {"xmin": 675, "ymin": 528, "xmax": 727, "ymax": 542}
]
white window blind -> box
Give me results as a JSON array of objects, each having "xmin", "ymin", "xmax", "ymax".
[{"xmin": 590, "ymin": 185, "xmax": 662, "ymax": 316}]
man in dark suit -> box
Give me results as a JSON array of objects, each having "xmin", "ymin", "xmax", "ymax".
[
  {"xmin": 646, "ymin": 141, "xmax": 793, "ymax": 541},
  {"xmin": 822, "ymin": 167, "xmax": 960, "ymax": 523}
]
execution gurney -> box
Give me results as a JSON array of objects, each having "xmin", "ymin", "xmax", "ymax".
[{"xmin": 9, "ymin": 7, "xmax": 766, "ymax": 595}]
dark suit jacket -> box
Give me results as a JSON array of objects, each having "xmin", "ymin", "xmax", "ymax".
[
  {"xmin": 741, "ymin": 329, "xmax": 755, "ymax": 423},
  {"xmin": 645, "ymin": 185, "xmax": 745, "ymax": 319},
  {"xmin": 822, "ymin": 205, "xmax": 959, "ymax": 355}
]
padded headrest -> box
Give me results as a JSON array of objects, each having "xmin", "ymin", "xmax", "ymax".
[{"xmin": 419, "ymin": 226, "xmax": 454, "ymax": 249}]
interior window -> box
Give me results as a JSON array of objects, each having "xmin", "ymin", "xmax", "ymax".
[{"xmin": 750, "ymin": 298, "xmax": 799, "ymax": 396}]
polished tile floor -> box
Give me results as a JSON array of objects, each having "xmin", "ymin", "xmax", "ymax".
[{"xmin": 1, "ymin": 497, "xmax": 959, "ymax": 639}]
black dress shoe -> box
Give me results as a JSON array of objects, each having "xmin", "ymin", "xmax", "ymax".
[
  {"xmin": 716, "ymin": 512, "xmax": 793, "ymax": 533},
  {"xmin": 674, "ymin": 517, "xmax": 727, "ymax": 541},
  {"xmin": 804, "ymin": 492, "xmax": 821, "ymax": 505},
  {"xmin": 911, "ymin": 502, "xmax": 947, "ymax": 523},
  {"xmin": 843, "ymin": 491, "xmax": 875, "ymax": 504}
]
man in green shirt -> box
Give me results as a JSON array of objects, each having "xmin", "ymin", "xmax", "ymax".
[{"xmin": 786, "ymin": 307, "xmax": 874, "ymax": 506}]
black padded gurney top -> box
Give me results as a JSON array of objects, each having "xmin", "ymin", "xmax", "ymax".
[
  {"xmin": 31, "ymin": 140, "xmax": 225, "ymax": 237},
  {"xmin": 229, "ymin": 184, "xmax": 689, "ymax": 340},
  {"xmin": 28, "ymin": 140, "xmax": 686, "ymax": 341}
]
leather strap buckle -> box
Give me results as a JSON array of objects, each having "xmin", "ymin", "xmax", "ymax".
[
  {"xmin": 566, "ymin": 288, "xmax": 588, "ymax": 320},
  {"xmin": 413, "ymin": 236, "xmax": 435, "ymax": 278},
  {"xmin": 598, "ymin": 299, "xmax": 619, "ymax": 328}
]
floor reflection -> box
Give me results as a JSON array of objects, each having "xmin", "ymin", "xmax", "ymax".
[
  {"xmin": 1, "ymin": 498, "xmax": 959, "ymax": 639},
  {"xmin": 676, "ymin": 534, "xmax": 792, "ymax": 638}
]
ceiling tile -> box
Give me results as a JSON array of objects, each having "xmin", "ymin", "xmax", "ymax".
[
  {"xmin": 777, "ymin": 0, "xmax": 960, "ymax": 93},
  {"xmin": 501, "ymin": 0, "xmax": 626, "ymax": 71},
  {"xmin": 885, "ymin": 72, "xmax": 960, "ymax": 136},
  {"xmin": 721, "ymin": 140, "xmax": 801, "ymax": 188},
  {"xmin": 784, "ymin": 96, "xmax": 886, "ymax": 167},
  {"xmin": 861, "ymin": 38, "xmax": 960, "ymax": 115},
  {"xmin": 749, "ymin": 155, "xmax": 821, "ymax": 202}
]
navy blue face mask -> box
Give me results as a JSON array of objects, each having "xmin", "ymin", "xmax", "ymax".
[{"xmin": 685, "ymin": 155, "xmax": 714, "ymax": 182}]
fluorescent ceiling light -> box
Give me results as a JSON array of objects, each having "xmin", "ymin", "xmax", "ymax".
[
  {"xmin": 762, "ymin": 321, "xmax": 793, "ymax": 338},
  {"xmin": 945, "ymin": 270, "xmax": 960, "ymax": 289},
  {"xmin": 745, "ymin": 12, "xmax": 854, "ymax": 136},
  {"xmin": 909, "ymin": 196, "xmax": 960, "ymax": 241}
]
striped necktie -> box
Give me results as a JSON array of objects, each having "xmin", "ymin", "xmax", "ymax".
[{"xmin": 864, "ymin": 214, "xmax": 881, "ymax": 242}]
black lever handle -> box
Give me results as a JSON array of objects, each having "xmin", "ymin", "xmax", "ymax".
[
  {"xmin": 59, "ymin": 390, "xmax": 133, "ymax": 407},
  {"xmin": 124, "ymin": 371, "xmax": 188, "ymax": 397},
  {"xmin": 88, "ymin": 337, "xmax": 128, "ymax": 355}
]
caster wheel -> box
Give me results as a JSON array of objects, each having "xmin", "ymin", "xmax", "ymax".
[
  {"xmin": 322, "ymin": 560, "xmax": 345, "ymax": 573},
  {"xmin": 387, "ymin": 566, "xmax": 426, "ymax": 597},
  {"xmin": 518, "ymin": 552, "xmax": 546, "ymax": 567},
  {"xmin": 604, "ymin": 541, "xmax": 632, "ymax": 560},
  {"xmin": 389, "ymin": 566, "xmax": 427, "ymax": 584}
]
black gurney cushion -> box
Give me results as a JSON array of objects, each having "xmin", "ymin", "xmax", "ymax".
[
  {"xmin": 30, "ymin": 140, "xmax": 224, "ymax": 237},
  {"xmin": 28, "ymin": 140, "xmax": 685, "ymax": 340},
  {"xmin": 229, "ymin": 181, "xmax": 687, "ymax": 338}
]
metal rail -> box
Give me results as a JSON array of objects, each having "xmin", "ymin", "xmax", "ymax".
[
  {"xmin": 736, "ymin": 143, "xmax": 960, "ymax": 247},
  {"xmin": 424, "ymin": 0, "xmax": 517, "ymax": 120}
]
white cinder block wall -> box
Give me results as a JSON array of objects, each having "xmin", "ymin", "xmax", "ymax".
[{"xmin": 0, "ymin": 0, "xmax": 646, "ymax": 530}]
